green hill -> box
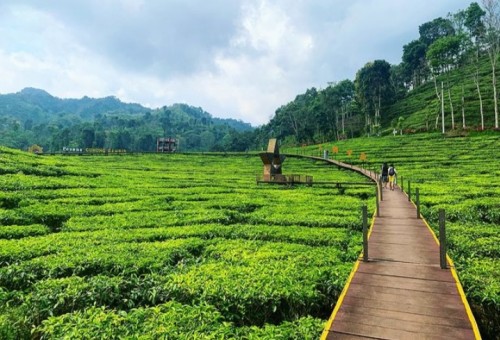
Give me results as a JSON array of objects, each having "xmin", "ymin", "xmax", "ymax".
[
  {"xmin": 0, "ymin": 87, "xmax": 147, "ymax": 123},
  {"xmin": 384, "ymin": 55, "xmax": 498, "ymax": 133},
  {"xmin": 0, "ymin": 88, "xmax": 254, "ymax": 152},
  {"xmin": 255, "ymin": 54, "xmax": 500, "ymax": 151}
]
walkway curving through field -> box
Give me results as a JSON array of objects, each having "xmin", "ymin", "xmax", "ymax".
[{"xmin": 312, "ymin": 157, "xmax": 481, "ymax": 340}]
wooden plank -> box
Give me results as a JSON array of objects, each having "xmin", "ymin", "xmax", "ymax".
[
  {"xmin": 348, "ymin": 281, "xmax": 459, "ymax": 298},
  {"xmin": 368, "ymin": 242, "xmax": 440, "ymax": 253},
  {"xmin": 351, "ymin": 272, "xmax": 458, "ymax": 295},
  {"xmin": 367, "ymin": 244, "xmax": 437, "ymax": 253},
  {"xmin": 341, "ymin": 295, "xmax": 469, "ymax": 320},
  {"xmin": 370, "ymin": 228, "xmax": 429, "ymax": 236},
  {"xmin": 326, "ymin": 332, "xmax": 381, "ymax": 340},
  {"xmin": 349, "ymin": 286, "xmax": 465, "ymax": 316},
  {"xmin": 356, "ymin": 262, "xmax": 455, "ymax": 282},
  {"xmin": 333, "ymin": 313, "xmax": 475, "ymax": 339},
  {"xmin": 368, "ymin": 247, "xmax": 440, "ymax": 265},
  {"xmin": 338, "ymin": 304, "xmax": 472, "ymax": 329},
  {"xmin": 372, "ymin": 217, "xmax": 422, "ymax": 223},
  {"xmin": 345, "ymin": 283, "xmax": 464, "ymax": 309},
  {"xmin": 331, "ymin": 320, "xmax": 452, "ymax": 340}
]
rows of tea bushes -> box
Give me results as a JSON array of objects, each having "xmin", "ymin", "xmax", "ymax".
[
  {"xmin": 0, "ymin": 146, "xmax": 374, "ymax": 339},
  {"xmin": 290, "ymin": 132, "xmax": 500, "ymax": 339}
]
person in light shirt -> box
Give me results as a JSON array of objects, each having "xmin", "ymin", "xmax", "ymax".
[{"xmin": 388, "ymin": 164, "xmax": 397, "ymax": 191}]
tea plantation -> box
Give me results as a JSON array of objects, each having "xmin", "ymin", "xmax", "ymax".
[
  {"xmin": 0, "ymin": 148, "xmax": 374, "ymax": 339},
  {"xmin": 293, "ymin": 133, "xmax": 500, "ymax": 339}
]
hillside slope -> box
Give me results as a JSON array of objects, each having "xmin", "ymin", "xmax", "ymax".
[{"xmin": 384, "ymin": 56, "xmax": 498, "ymax": 133}]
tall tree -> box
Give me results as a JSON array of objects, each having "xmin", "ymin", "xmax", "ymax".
[
  {"xmin": 419, "ymin": 17, "xmax": 455, "ymax": 46},
  {"xmin": 321, "ymin": 80, "xmax": 355, "ymax": 140},
  {"xmin": 426, "ymin": 35, "xmax": 463, "ymax": 73},
  {"xmin": 465, "ymin": 2, "xmax": 487, "ymax": 41},
  {"xmin": 464, "ymin": 2, "xmax": 486, "ymax": 129},
  {"xmin": 355, "ymin": 60, "xmax": 393, "ymax": 135},
  {"xmin": 402, "ymin": 39, "xmax": 429, "ymax": 87},
  {"xmin": 81, "ymin": 126, "xmax": 95, "ymax": 148},
  {"xmin": 159, "ymin": 108, "xmax": 172, "ymax": 136},
  {"xmin": 427, "ymin": 35, "xmax": 463, "ymax": 130},
  {"xmin": 335, "ymin": 80, "xmax": 355, "ymax": 137},
  {"xmin": 390, "ymin": 64, "xmax": 408, "ymax": 99},
  {"xmin": 482, "ymin": 0, "xmax": 500, "ymax": 128}
]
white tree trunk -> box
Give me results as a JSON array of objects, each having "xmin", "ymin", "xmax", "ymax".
[
  {"xmin": 462, "ymin": 85, "xmax": 466, "ymax": 129},
  {"xmin": 433, "ymin": 76, "xmax": 442, "ymax": 130},
  {"xmin": 474, "ymin": 70, "xmax": 485, "ymax": 130},
  {"xmin": 448, "ymin": 86, "xmax": 455, "ymax": 130},
  {"xmin": 483, "ymin": 0, "xmax": 500, "ymax": 128},
  {"xmin": 335, "ymin": 110, "xmax": 339, "ymax": 134},
  {"xmin": 287, "ymin": 110, "xmax": 299, "ymax": 139},
  {"xmin": 342, "ymin": 108, "xmax": 345, "ymax": 135},
  {"xmin": 493, "ymin": 61, "xmax": 499, "ymax": 128},
  {"xmin": 441, "ymin": 82, "xmax": 445, "ymax": 134}
]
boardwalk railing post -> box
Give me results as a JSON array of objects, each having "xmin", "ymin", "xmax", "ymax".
[
  {"xmin": 439, "ymin": 209, "xmax": 447, "ymax": 269},
  {"xmin": 362, "ymin": 205, "xmax": 368, "ymax": 262},
  {"xmin": 416, "ymin": 188, "xmax": 420, "ymax": 219},
  {"xmin": 376, "ymin": 185, "xmax": 380, "ymax": 217},
  {"xmin": 379, "ymin": 177, "xmax": 383, "ymax": 201},
  {"xmin": 408, "ymin": 180, "xmax": 411, "ymax": 202}
]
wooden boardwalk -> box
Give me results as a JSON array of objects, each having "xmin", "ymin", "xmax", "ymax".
[{"xmin": 319, "ymin": 162, "xmax": 480, "ymax": 339}]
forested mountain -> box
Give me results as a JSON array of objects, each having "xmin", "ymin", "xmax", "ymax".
[
  {"xmin": 0, "ymin": 88, "xmax": 253, "ymax": 152},
  {"xmin": 255, "ymin": 1, "xmax": 500, "ymax": 148}
]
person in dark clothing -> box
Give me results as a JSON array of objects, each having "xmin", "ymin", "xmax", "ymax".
[
  {"xmin": 381, "ymin": 162, "xmax": 389, "ymax": 188},
  {"xmin": 388, "ymin": 164, "xmax": 397, "ymax": 191}
]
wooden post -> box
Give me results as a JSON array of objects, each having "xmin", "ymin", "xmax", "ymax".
[
  {"xmin": 362, "ymin": 205, "xmax": 368, "ymax": 262},
  {"xmin": 379, "ymin": 177, "xmax": 383, "ymax": 201},
  {"xmin": 416, "ymin": 188, "xmax": 420, "ymax": 219},
  {"xmin": 408, "ymin": 180, "xmax": 411, "ymax": 201},
  {"xmin": 376, "ymin": 185, "xmax": 380, "ymax": 217},
  {"xmin": 439, "ymin": 209, "xmax": 447, "ymax": 269},
  {"xmin": 401, "ymin": 175, "xmax": 404, "ymax": 192}
]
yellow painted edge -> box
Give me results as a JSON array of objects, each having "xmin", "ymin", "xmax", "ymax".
[
  {"xmin": 405, "ymin": 191, "xmax": 482, "ymax": 340},
  {"xmin": 449, "ymin": 262, "xmax": 482, "ymax": 340},
  {"xmin": 320, "ymin": 209, "xmax": 377, "ymax": 339},
  {"xmin": 367, "ymin": 209, "xmax": 376, "ymax": 239},
  {"xmin": 319, "ymin": 260, "xmax": 359, "ymax": 340},
  {"xmin": 419, "ymin": 214, "xmax": 482, "ymax": 340}
]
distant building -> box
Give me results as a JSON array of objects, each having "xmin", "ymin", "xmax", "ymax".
[{"xmin": 157, "ymin": 138, "xmax": 177, "ymax": 153}]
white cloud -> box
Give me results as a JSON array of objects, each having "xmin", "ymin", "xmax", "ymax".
[{"xmin": 0, "ymin": 0, "xmax": 474, "ymax": 126}]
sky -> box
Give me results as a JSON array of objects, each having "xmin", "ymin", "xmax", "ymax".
[{"xmin": 0, "ymin": 0, "xmax": 474, "ymax": 126}]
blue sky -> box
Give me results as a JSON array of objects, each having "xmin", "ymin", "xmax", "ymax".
[{"xmin": 0, "ymin": 0, "xmax": 474, "ymax": 125}]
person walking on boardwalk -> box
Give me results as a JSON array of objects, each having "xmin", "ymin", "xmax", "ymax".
[
  {"xmin": 388, "ymin": 164, "xmax": 397, "ymax": 191},
  {"xmin": 381, "ymin": 162, "xmax": 389, "ymax": 188}
]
